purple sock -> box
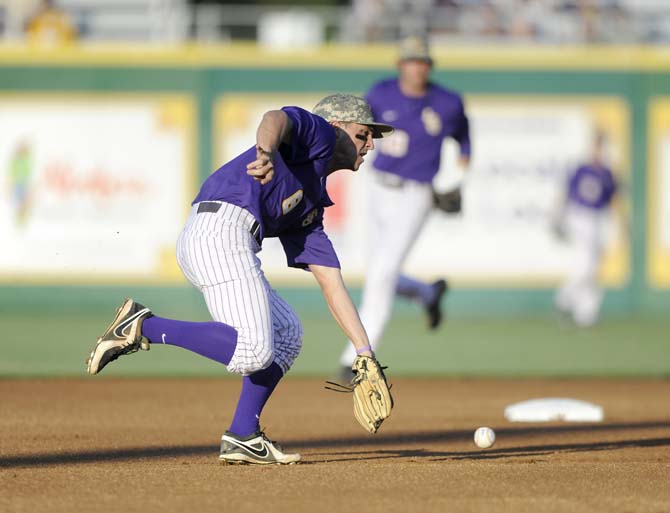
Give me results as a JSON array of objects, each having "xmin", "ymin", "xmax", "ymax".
[
  {"xmin": 228, "ymin": 362, "xmax": 284, "ymax": 437},
  {"xmin": 141, "ymin": 315, "xmax": 237, "ymax": 365},
  {"xmin": 396, "ymin": 274, "xmax": 435, "ymax": 306}
]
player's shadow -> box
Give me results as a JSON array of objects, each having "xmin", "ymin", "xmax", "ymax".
[
  {"xmin": 1, "ymin": 420, "xmax": 669, "ymax": 468},
  {"xmin": 0, "ymin": 445, "xmax": 216, "ymax": 468}
]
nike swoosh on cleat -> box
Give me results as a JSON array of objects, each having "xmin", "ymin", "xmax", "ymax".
[
  {"xmin": 113, "ymin": 309, "xmax": 150, "ymax": 339},
  {"xmin": 224, "ymin": 438, "xmax": 270, "ymax": 459}
]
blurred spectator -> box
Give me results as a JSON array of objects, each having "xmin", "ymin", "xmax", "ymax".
[
  {"xmin": 386, "ymin": 0, "xmax": 434, "ymax": 38},
  {"xmin": 25, "ymin": 0, "xmax": 77, "ymax": 46},
  {"xmin": 456, "ymin": 1, "xmax": 505, "ymax": 41},
  {"xmin": 509, "ymin": 0, "xmax": 547, "ymax": 40},
  {"xmin": 595, "ymin": 2, "xmax": 633, "ymax": 43},
  {"xmin": 477, "ymin": 1, "xmax": 505, "ymax": 38},
  {"xmin": 551, "ymin": 0, "xmax": 631, "ymax": 43},
  {"xmin": 351, "ymin": 0, "xmax": 386, "ymax": 42},
  {"xmin": 576, "ymin": 0, "xmax": 598, "ymax": 43},
  {"xmin": 347, "ymin": 0, "xmax": 436, "ymax": 42},
  {"xmin": 0, "ymin": 0, "xmax": 662, "ymax": 45}
]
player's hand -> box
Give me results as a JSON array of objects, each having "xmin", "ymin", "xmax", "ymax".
[
  {"xmin": 458, "ymin": 154, "xmax": 470, "ymax": 170},
  {"xmin": 247, "ymin": 145, "xmax": 275, "ymax": 185}
]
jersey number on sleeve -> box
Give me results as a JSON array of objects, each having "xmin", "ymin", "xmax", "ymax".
[
  {"xmin": 282, "ymin": 189, "xmax": 304, "ymax": 215},
  {"xmin": 302, "ymin": 208, "xmax": 318, "ymax": 227}
]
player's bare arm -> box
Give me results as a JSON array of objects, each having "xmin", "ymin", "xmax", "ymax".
[
  {"xmin": 247, "ymin": 110, "xmax": 293, "ymax": 184},
  {"xmin": 309, "ymin": 263, "xmax": 373, "ymax": 357}
]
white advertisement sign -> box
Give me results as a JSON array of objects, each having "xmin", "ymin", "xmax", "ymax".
[
  {"xmin": 417, "ymin": 97, "xmax": 629, "ymax": 285},
  {"xmin": 214, "ymin": 94, "xmax": 629, "ymax": 286},
  {"xmin": 0, "ymin": 95, "xmax": 195, "ymax": 283}
]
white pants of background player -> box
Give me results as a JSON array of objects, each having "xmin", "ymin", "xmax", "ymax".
[
  {"xmin": 340, "ymin": 172, "xmax": 433, "ymax": 367},
  {"xmin": 177, "ymin": 202, "xmax": 303, "ymax": 375},
  {"xmin": 555, "ymin": 203, "xmax": 608, "ymax": 327}
]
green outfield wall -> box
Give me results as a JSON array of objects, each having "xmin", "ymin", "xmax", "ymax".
[{"xmin": 1, "ymin": 44, "xmax": 669, "ymax": 316}]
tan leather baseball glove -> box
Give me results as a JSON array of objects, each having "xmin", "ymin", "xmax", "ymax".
[
  {"xmin": 350, "ymin": 355, "xmax": 394, "ymax": 434},
  {"xmin": 326, "ymin": 355, "xmax": 394, "ymax": 434}
]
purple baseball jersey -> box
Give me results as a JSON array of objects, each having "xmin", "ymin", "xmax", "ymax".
[
  {"xmin": 567, "ymin": 163, "xmax": 617, "ymax": 210},
  {"xmin": 365, "ymin": 78, "xmax": 471, "ymax": 183},
  {"xmin": 193, "ymin": 106, "xmax": 340, "ymax": 269}
]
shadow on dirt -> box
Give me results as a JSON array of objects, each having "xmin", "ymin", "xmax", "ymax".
[
  {"xmin": 293, "ymin": 420, "xmax": 670, "ymax": 450},
  {"xmin": 0, "ymin": 444, "xmax": 215, "ymax": 468},
  {"xmin": 300, "ymin": 420, "xmax": 670, "ymax": 463},
  {"xmin": 304, "ymin": 437, "xmax": 670, "ymax": 464},
  {"xmin": 2, "ymin": 420, "xmax": 669, "ymax": 468}
]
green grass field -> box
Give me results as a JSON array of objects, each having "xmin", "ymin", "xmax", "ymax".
[{"xmin": 1, "ymin": 307, "xmax": 668, "ymax": 378}]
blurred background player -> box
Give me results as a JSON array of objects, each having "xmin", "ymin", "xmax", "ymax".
[
  {"xmin": 338, "ymin": 35, "xmax": 471, "ymax": 377},
  {"xmin": 85, "ymin": 93, "xmax": 393, "ymax": 465},
  {"xmin": 553, "ymin": 131, "xmax": 618, "ymax": 327}
]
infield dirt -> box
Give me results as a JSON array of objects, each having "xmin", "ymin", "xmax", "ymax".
[{"xmin": 1, "ymin": 378, "xmax": 669, "ymax": 513}]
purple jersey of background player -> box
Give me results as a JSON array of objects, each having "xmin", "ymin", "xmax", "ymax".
[
  {"xmin": 193, "ymin": 106, "xmax": 340, "ymax": 269},
  {"xmin": 366, "ymin": 78, "xmax": 471, "ymax": 183},
  {"xmin": 567, "ymin": 163, "xmax": 617, "ymax": 210}
]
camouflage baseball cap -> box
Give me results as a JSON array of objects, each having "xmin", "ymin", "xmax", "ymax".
[
  {"xmin": 398, "ymin": 36, "xmax": 433, "ymax": 64},
  {"xmin": 312, "ymin": 93, "xmax": 394, "ymax": 139}
]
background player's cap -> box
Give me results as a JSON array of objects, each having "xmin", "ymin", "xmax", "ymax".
[
  {"xmin": 398, "ymin": 35, "xmax": 433, "ymax": 65},
  {"xmin": 312, "ymin": 93, "xmax": 394, "ymax": 139}
]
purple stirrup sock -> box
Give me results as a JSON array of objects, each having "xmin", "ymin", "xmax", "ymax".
[
  {"xmin": 396, "ymin": 274, "xmax": 435, "ymax": 306},
  {"xmin": 141, "ymin": 315, "xmax": 237, "ymax": 365},
  {"xmin": 228, "ymin": 362, "xmax": 284, "ymax": 437}
]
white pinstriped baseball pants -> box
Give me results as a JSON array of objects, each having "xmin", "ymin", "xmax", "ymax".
[{"xmin": 176, "ymin": 202, "xmax": 302, "ymax": 376}]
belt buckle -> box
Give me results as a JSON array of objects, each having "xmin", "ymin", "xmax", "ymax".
[{"xmin": 377, "ymin": 173, "xmax": 404, "ymax": 188}]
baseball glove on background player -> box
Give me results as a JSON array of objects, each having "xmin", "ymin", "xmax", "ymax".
[
  {"xmin": 326, "ymin": 355, "xmax": 394, "ymax": 434},
  {"xmin": 433, "ymin": 187, "xmax": 462, "ymax": 214}
]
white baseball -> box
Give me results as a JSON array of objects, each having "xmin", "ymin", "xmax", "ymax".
[{"xmin": 474, "ymin": 427, "xmax": 496, "ymax": 449}]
